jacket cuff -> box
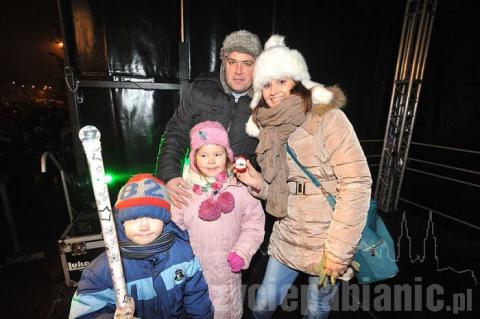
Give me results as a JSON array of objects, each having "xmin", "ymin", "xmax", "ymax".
[
  {"xmin": 248, "ymin": 179, "xmax": 269, "ymax": 200},
  {"xmin": 324, "ymin": 244, "xmax": 353, "ymax": 266},
  {"xmin": 157, "ymin": 170, "xmax": 182, "ymax": 184}
]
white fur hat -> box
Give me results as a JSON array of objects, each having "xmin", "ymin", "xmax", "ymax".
[
  {"xmin": 245, "ymin": 35, "xmax": 334, "ymax": 137},
  {"xmin": 249, "ymin": 35, "xmax": 333, "ymax": 109},
  {"xmin": 253, "ymin": 35, "xmax": 309, "ymax": 92}
]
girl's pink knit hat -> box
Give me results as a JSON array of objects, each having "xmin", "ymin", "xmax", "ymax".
[{"xmin": 189, "ymin": 121, "xmax": 234, "ymax": 173}]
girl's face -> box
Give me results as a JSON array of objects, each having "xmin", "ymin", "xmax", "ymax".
[
  {"xmin": 261, "ymin": 77, "xmax": 296, "ymax": 108},
  {"xmin": 124, "ymin": 217, "xmax": 164, "ymax": 245},
  {"xmin": 195, "ymin": 144, "xmax": 228, "ymax": 177}
]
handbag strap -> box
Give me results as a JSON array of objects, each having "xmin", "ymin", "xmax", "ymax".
[{"xmin": 286, "ymin": 144, "xmax": 337, "ymax": 209}]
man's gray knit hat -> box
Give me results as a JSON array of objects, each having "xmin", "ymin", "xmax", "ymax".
[
  {"xmin": 220, "ymin": 30, "xmax": 262, "ymax": 60},
  {"xmin": 219, "ymin": 30, "xmax": 262, "ymax": 95}
]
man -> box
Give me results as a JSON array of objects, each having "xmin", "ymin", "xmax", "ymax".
[{"xmin": 156, "ymin": 30, "xmax": 262, "ymax": 208}]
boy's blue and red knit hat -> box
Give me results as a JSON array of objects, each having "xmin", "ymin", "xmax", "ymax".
[{"xmin": 114, "ymin": 173, "xmax": 171, "ymax": 225}]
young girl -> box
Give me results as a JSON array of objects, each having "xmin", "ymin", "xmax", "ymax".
[{"xmin": 171, "ymin": 121, "xmax": 265, "ymax": 319}]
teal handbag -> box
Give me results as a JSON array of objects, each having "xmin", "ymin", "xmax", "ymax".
[
  {"xmin": 287, "ymin": 144, "xmax": 399, "ymax": 284},
  {"xmin": 352, "ymin": 199, "xmax": 399, "ymax": 284}
]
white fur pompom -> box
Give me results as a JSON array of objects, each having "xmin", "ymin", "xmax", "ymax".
[
  {"xmin": 245, "ymin": 115, "xmax": 260, "ymax": 138},
  {"xmin": 301, "ymin": 80, "xmax": 333, "ymax": 104},
  {"xmin": 264, "ymin": 35, "xmax": 285, "ymax": 50},
  {"xmin": 250, "ymin": 91, "xmax": 262, "ymax": 110},
  {"xmin": 311, "ymin": 85, "xmax": 333, "ymax": 104}
]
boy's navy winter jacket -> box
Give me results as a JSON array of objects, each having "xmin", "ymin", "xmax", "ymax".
[{"xmin": 69, "ymin": 223, "xmax": 213, "ymax": 318}]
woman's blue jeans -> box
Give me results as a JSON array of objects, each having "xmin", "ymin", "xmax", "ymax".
[{"xmin": 252, "ymin": 257, "xmax": 340, "ymax": 319}]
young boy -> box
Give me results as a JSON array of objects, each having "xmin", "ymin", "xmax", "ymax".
[{"xmin": 69, "ymin": 174, "xmax": 214, "ymax": 319}]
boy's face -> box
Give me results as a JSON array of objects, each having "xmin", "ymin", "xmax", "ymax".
[
  {"xmin": 195, "ymin": 144, "xmax": 227, "ymax": 177},
  {"xmin": 124, "ymin": 217, "xmax": 164, "ymax": 245}
]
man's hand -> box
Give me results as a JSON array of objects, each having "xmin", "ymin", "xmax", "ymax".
[
  {"xmin": 166, "ymin": 177, "xmax": 191, "ymax": 209},
  {"xmin": 234, "ymin": 160, "xmax": 263, "ymax": 191},
  {"xmin": 114, "ymin": 296, "xmax": 135, "ymax": 319}
]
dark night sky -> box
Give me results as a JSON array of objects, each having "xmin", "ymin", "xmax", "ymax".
[{"xmin": 0, "ymin": 0, "xmax": 62, "ymax": 88}]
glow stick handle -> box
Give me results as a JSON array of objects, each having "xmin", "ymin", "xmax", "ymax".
[{"xmin": 79, "ymin": 126, "xmax": 127, "ymax": 306}]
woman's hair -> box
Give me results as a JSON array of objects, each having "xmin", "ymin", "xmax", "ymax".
[{"xmin": 252, "ymin": 81, "xmax": 312, "ymax": 127}]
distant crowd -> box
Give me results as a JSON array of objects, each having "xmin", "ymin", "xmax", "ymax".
[{"xmin": 0, "ymin": 100, "xmax": 72, "ymax": 177}]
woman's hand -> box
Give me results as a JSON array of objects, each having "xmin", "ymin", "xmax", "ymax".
[
  {"xmin": 323, "ymin": 258, "xmax": 348, "ymax": 278},
  {"xmin": 314, "ymin": 251, "xmax": 348, "ymax": 287},
  {"xmin": 234, "ymin": 160, "xmax": 263, "ymax": 190}
]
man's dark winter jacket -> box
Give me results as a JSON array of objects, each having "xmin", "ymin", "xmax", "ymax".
[{"xmin": 156, "ymin": 72, "xmax": 258, "ymax": 182}]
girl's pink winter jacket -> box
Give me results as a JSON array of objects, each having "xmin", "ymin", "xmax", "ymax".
[{"xmin": 172, "ymin": 177, "xmax": 265, "ymax": 319}]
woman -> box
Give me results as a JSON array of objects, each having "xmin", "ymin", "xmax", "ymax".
[{"xmin": 235, "ymin": 35, "xmax": 372, "ymax": 319}]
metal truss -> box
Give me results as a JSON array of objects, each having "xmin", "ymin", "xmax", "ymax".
[{"xmin": 375, "ymin": 0, "xmax": 438, "ymax": 212}]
